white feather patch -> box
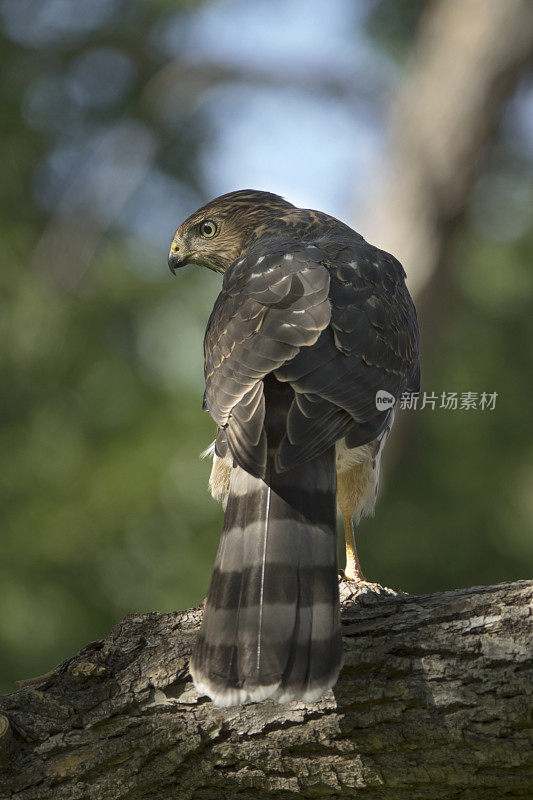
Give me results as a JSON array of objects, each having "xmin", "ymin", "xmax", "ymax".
[
  {"xmin": 191, "ymin": 671, "xmax": 338, "ymax": 707},
  {"xmin": 192, "ymin": 677, "xmax": 282, "ymax": 707},
  {"xmin": 200, "ymin": 440, "xmax": 216, "ymax": 460}
]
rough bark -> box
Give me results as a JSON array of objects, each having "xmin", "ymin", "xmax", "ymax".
[{"xmin": 0, "ymin": 579, "xmax": 531, "ymax": 799}]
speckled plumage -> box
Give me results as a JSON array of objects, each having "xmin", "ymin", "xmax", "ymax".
[{"xmin": 169, "ymin": 190, "xmax": 420, "ymax": 706}]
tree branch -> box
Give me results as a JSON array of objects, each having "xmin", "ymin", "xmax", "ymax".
[{"xmin": 1, "ymin": 580, "xmax": 531, "ymax": 799}]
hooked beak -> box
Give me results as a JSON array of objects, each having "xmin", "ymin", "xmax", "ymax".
[{"xmin": 168, "ymin": 250, "xmax": 189, "ymax": 275}]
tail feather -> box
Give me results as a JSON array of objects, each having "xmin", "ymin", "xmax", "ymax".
[{"xmin": 190, "ymin": 449, "xmax": 343, "ymax": 706}]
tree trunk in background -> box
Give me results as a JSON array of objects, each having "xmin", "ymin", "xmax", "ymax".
[
  {"xmin": 0, "ymin": 580, "xmax": 531, "ymax": 799},
  {"xmin": 363, "ymin": 0, "xmax": 533, "ymax": 305}
]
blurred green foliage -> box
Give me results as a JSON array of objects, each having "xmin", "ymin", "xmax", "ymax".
[
  {"xmin": 0, "ymin": 0, "xmax": 532, "ymax": 696},
  {"xmin": 0, "ymin": 0, "xmax": 221, "ymax": 693}
]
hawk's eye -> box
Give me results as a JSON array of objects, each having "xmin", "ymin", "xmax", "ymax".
[{"xmin": 200, "ymin": 220, "xmax": 218, "ymax": 239}]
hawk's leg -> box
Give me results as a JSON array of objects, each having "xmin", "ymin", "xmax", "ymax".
[
  {"xmin": 337, "ymin": 467, "xmax": 407, "ymax": 600},
  {"xmin": 342, "ymin": 514, "xmax": 365, "ymax": 582},
  {"xmin": 336, "ymin": 460, "xmax": 374, "ymax": 584}
]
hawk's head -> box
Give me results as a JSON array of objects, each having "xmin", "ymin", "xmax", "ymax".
[{"xmin": 168, "ymin": 190, "xmax": 295, "ymax": 275}]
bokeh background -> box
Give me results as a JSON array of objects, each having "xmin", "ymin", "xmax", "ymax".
[{"xmin": 1, "ymin": 0, "xmax": 532, "ymax": 694}]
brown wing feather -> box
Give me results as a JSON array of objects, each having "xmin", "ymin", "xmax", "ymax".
[
  {"xmin": 204, "ymin": 233, "xmax": 419, "ymax": 476},
  {"xmin": 204, "ymin": 241, "xmax": 331, "ymax": 476}
]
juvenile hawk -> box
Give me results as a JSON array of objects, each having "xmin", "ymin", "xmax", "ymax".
[{"xmin": 168, "ymin": 190, "xmax": 420, "ymax": 706}]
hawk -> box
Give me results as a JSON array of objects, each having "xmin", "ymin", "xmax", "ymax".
[{"xmin": 168, "ymin": 190, "xmax": 419, "ymax": 706}]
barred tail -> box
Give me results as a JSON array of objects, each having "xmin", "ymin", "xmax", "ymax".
[{"xmin": 190, "ymin": 449, "xmax": 343, "ymax": 706}]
